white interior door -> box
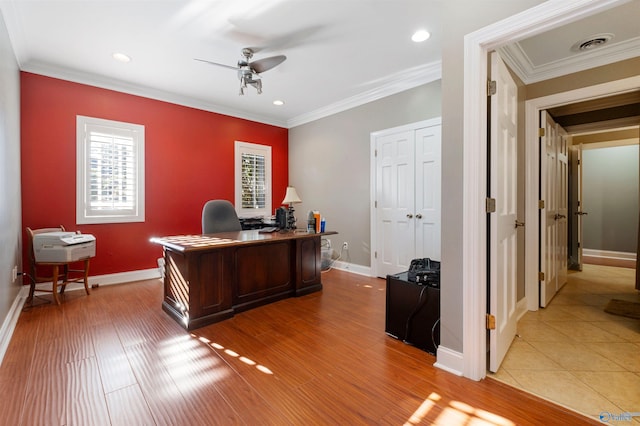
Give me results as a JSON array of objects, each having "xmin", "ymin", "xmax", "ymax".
[
  {"xmin": 540, "ymin": 111, "xmax": 568, "ymax": 307},
  {"xmin": 488, "ymin": 52, "xmax": 518, "ymax": 373},
  {"xmin": 375, "ymin": 130, "xmax": 416, "ymax": 277},
  {"xmin": 576, "ymin": 144, "xmax": 585, "ymax": 268},
  {"xmin": 557, "ymin": 130, "xmax": 569, "ymax": 292},
  {"xmin": 415, "ymin": 125, "xmax": 442, "ymax": 261},
  {"xmin": 568, "ymin": 144, "xmax": 583, "ymax": 271},
  {"xmin": 541, "ymin": 110, "xmax": 557, "ymax": 307}
]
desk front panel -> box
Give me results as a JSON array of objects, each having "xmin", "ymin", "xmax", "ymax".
[{"xmin": 234, "ymin": 240, "xmax": 293, "ymax": 309}]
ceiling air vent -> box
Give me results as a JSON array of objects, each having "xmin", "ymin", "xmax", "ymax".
[{"xmin": 571, "ymin": 33, "xmax": 614, "ymax": 52}]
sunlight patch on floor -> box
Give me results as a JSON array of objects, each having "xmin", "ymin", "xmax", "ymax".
[
  {"xmin": 404, "ymin": 392, "xmax": 515, "ymax": 426},
  {"xmin": 190, "ymin": 332, "xmax": 275, "ymax": 376}
]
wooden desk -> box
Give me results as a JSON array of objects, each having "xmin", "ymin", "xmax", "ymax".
[{"xmin": 151, "ymin": 230, "xmax": 336, "ymax": 330}]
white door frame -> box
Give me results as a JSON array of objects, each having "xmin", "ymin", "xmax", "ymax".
[{"xmin": 461, "ymin": 0, "xmax": 631, "ymax": 381}]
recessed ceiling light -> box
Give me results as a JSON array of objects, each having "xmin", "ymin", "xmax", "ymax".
[
  {"xmin": 412, "ymin": 30, "xmax": 430, "ymax": 43},
  {"xmin": 112, "ymin": 52, "xmax": 131, "ymax": 63},
  {"xmin": 273, "ymin": 100, "xmax": 284, "ymax": 106}
]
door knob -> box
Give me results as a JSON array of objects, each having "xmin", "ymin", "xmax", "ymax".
[
  {"xmin": 406, "ymin": 214, "xmax": 414, "ymax": 219},
  {"xmin": 416, "ymin": 214, "xmax": 423, "ymax": 219},
  {"xmin": 515, "ymin": 220, "xmax": 525, "ymax": 228},
  {"xmin": 575, "ymin": 211, "xmax": 588, "ymax": 216}
]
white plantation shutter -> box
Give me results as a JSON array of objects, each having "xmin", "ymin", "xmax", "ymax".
[
  {"xmin": 235, "ymin": 141, "xmax": 272, "ymax": 218},
  {"xmin": 77, "ymin": 116, "xmax": 145, "ymax": 224},
  {"xmin": 241, "ymin": 152, "xmax": 266, "ymax": 209}
]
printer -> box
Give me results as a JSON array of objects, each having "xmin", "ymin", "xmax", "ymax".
[{"xmin": 33, "ymin": 232, "xmax": 96, "ymax": 263}]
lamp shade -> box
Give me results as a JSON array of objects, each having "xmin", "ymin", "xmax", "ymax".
[{"xmin": 282, "ymin": 186, "xmax": 302, "ymax": 204}]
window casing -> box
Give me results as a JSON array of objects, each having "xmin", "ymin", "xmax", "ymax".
[
  {"xmin": 76, "ymin": 116, "xmax": 145, "ymax": 224},
  {"xmin": 235, "ymin": 141, "xmax": 272, "ymax": 218}
]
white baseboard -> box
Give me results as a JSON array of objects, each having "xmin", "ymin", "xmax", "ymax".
[
  {"xmin": 88, "ymin": 267, "xmax": 162, "ymax": 286},
  {"xmin": 329, "ymin": 260, "xmax": 372, "ymax": 277},
  {"xmin": 31, "ymin": 267, "xmax": 162, "ymax": 293},
  {"xmin": 516, "ymin": 297, "xmax": 528, "ymax": 322},
  {"xmin": 434, "ymin": 346, "xmax": 464, "ymax": 376},
  {"xmin": 0, "ymin": 287, "xmax": 29, "ymax": 367},
  {"xmin": 582, "ymin": 249, "xmax": 636, "ymax": 262}
]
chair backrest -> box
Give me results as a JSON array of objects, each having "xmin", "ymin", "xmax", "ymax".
[{"xmin": 202, "ymin": 200, "xmax": 242, "ymax": 234}]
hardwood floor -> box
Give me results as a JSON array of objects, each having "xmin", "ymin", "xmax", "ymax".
[{"xmin": 0, "ymin": 270, "xmax": 598, "ymax": 425}]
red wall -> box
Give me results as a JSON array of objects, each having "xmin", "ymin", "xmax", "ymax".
[{"xmin": 21, "ymin": 72, "xmax": 288, "ymax": 276}]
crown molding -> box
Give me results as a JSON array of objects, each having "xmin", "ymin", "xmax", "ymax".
[
  {"xmin": 21, "ymin": 60, "xmax": 442, "ymax": 130},
  {"xmin": 20, "ymin": 62, "xmax": 289, "ymax": 128},
  {"xmin": 287, "ymin": 61, "xmax": 442, "ymax": 128},
  {"xmin": 500, "ymin": 36, "xmax": 640, "ymax": 84}
]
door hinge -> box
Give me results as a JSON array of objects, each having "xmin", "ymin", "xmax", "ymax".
[
  {"xmin": 486, "ymin": 314, "xmax": 496, "ymax": 330},
  {"xmin": 374, "ymin": 200, "xmax": 377, "ymax": 208},
  {"xmin": 487, "ymin": 80, "xmax": 497, "ymax": 96},
  {"xmin": 486, "ymin": 198, "xmax": 496, "ymax": 213},
  {"xmin": 538, "ymin": 200, "xmax": 545, "ymax": 209},
  {"xmin": 374, "ymin": 251, "xmax": 377, "ymax": 259},
  {"xmin": 539, "ymin": 271, "xmax": 545, "ymax": 281},
  {"xmin": 375, "ymin": 149, "xmax": 378, "ymax": 157},
  {"xmin": 538, "ymin": 127, "xmax": 545, "ymax": 137}
]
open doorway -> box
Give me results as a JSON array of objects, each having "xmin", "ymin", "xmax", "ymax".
[
  {"xmin": 490, "ymin": 99, "xmax": 640, "ymax": 419},
  {"xmin": 572, "ymin": 132, "xmax": 639, "ymax": 269},
  {"xmin": 457, "ymin": 0, "xmax": 640, "ymax": 383}
]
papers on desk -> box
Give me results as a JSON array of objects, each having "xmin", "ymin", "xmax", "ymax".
[{"xmin": 258, "ymin": 227, "xmax": 278, "ymax": 233}]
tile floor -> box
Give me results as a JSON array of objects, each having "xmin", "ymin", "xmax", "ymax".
[{"xmin": 490, "ymin": 264, "xmax": 640, "ymax": 424}]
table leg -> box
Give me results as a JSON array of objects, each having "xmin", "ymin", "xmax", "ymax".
[
  {"xmin": 83, "ymin": 259, "xmax": 90, "ymax": 295},
  {"xmin": 52, "ymin": 265, "xmax": 60, "ymax": 305}
]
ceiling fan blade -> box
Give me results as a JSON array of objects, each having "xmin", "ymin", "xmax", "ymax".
[
  {"xmin": 194, "ymin": 58, "xmax": 238, "ymax": 71},
  {"xmin": 250, "ymin": 55, "xmax": 286, "ymax": 74}
]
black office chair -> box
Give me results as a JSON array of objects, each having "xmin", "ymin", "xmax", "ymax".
[{"xmin": 202, "ymin": 200, "xmax": 242, "ymax": 234}]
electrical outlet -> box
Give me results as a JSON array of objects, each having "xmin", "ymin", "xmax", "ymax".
[
  {"xmin": 342, "ymin": 242, "xmax": 348, "ymax": 250},
  {"xmin": 326, "ymin": 239, "xmax": 332, "ymax": 249},
  {"xmin": 11, "ymin": 266, "xmax": 17, "ymax": 283}
]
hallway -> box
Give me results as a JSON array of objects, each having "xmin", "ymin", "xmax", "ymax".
[{"xmin": 490, "ymin": 264, "xmax": 640, "ymax": 422}]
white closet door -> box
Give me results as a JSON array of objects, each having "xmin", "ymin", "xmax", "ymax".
[
  {"xmin": 375, "ymin": 130, "xmax": 416, "ymax": 277},
  {"xmin": 415, "ymin": 125, "xmax": 441, "ymax": 261}
]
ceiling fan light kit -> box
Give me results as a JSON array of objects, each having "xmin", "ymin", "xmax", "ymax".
[{"xmin": 196, "ymin": 47, "xmax": 286, "ymax": 95}]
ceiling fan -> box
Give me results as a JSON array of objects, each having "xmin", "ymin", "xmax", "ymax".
[{"xmin": 195, "ymin": 48, "xmax": 286, "ymax": 95}]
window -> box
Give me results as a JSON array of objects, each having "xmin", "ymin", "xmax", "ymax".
[
  {"xmin": 235, "ymin": 141, "xmax": 272, "ymax": 218},
  {"xmin": 76, "ymin": 116, "xmax": 145, "ymax": 224}
]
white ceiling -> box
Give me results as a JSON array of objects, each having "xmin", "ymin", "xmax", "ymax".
[
  {"xmin": 500, "ymin": 0, "xmax": 640, "ymax": 84},
  {"xmin": 0, "ymin": 0, "xmax": 443, "ymax": 127},
  {"xmin": 1, "ymin": 0, "xmax": 639, "ymax": 128}
]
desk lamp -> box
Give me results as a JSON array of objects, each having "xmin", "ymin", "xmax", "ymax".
[{"xmin": 281, "ymin": 186, "xmax": 302, "ymax": 230}]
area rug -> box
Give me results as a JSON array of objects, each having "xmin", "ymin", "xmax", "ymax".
[{"xmin": 604, "ymin": 299, "xmax": 640, "ymax": 319}]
